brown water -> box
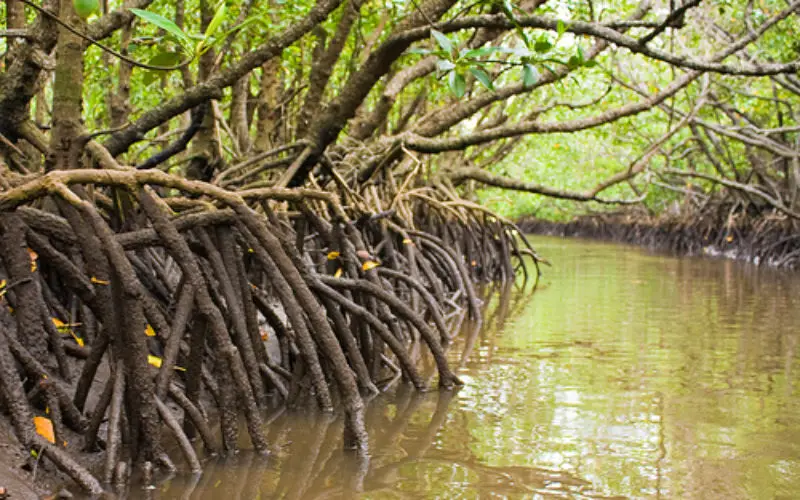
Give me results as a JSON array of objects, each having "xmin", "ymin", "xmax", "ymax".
[{"xmin": 134, "ymin": 236, "xmax": 800, "ymax": 499}]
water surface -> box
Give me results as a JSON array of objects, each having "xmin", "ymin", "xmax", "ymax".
[{"xmin": 145, "ymin": 236, "xmax": 800, "ymax": 499}]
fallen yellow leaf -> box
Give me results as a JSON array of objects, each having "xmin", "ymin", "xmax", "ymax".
[
  {"xmin": 361, "ymin": 261, "xmax": 380, "ymax": 271},
  {"xmin": 90, "ymin": 276, "xmax": 110, "ymax": 285},
  {"xmin": 148, "ymin": 355, "xmax": 162, "ymax": 368},
  {"xmin": 327, "ymin": 251, "xmax": 340, "ymax": 260},
  {"xmin": 34, "ymin": 416, "xmax": 55, "ymax": 444},
  {"xmin": 148, "ymin": 354, "xmax": 185, "ymax": 371},
  {"xmin": 145, "ymin": 324, "xmax": 156, "ymax": 337},
  {"xmin": 28, "ymin": 249, "xmax": 38, "ymax": 272}
]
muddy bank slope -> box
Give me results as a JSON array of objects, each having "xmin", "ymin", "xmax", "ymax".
[{"xmin": 518, "ymin": 209, "xmax": 800, "ymax": 269}]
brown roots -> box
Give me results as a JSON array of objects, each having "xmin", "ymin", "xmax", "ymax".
[
  {"xmin": 0, "ymin": 166, "xmax": 538, "ymax": 493},
  {"xmin": 519, "ymin": 203, "xmax": 800, "ymax": 268}
]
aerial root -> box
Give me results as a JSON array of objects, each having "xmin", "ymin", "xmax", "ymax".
[{"xmin": 0, "ymin": 168, "xmax": 539, "ymax": 492}]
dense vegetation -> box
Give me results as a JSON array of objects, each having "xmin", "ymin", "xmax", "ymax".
[{"xmin": 0, "ymin": 0, "xmax": 798, "ymax": 493}]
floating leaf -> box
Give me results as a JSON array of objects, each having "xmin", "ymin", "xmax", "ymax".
[
  {"xmin": 34, "ymin": 416, "xmax": 55, "ymax": 444},
  {"xmin": 362, "ymin": 261, "xmax": 380, "ymax": 271},
  {"xmin": 469, "ymin": 67, "xmax": 494, "ymax": 90},
  {"xmin": 430, "ymin": 29, "xmax": 452, "ymax": 54}
]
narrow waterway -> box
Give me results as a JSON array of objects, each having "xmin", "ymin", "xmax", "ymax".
[{"xmin": 137, "ymin": 236, "xmax": 800, "ymax": 499}]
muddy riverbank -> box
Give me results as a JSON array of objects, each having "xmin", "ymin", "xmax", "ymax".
[
  {"xmin": 518, "ymin": 209, "xmax": 800, "ymax": 269},
  {"xmin": 2, "ymin": 236, "xmax": 800, "ymax": 498}
]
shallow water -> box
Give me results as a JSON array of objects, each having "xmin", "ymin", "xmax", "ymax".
[{"xmin": 133, "ymin": 236, "xmax": 800, "ymax": 499}]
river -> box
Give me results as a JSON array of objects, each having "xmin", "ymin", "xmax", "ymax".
[{"xmin": 132, "ymin": 236, "xmax": 800, "ymax": 499}]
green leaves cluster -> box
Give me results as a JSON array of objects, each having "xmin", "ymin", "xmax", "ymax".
[
  {"xmin": 411, "ymin": 16, "xmax": 596, "ymax": 99},
  {"xmin": 129, "ymin": 1, "xmax": 257, "ymax": 78}
]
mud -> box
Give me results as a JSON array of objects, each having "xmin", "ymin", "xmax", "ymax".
[{"xmin": 518, "ymin": 209, "xmax": 800, "ymax": 269}]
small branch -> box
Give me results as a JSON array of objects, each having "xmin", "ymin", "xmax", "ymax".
[
  {"xmin": 637, "ymin": 0, "xmax": 702, "ymax": 45},
  {"xmin": 664, "ymin": 169, "xmax": 800, "ymax": 220},
  {"xmin": 448, "ymin": 167, "xmax": 645, "ymax": 204},
  {"xmin": 0, "ymin": 29, "xmax": 29, "ymax": 38}
]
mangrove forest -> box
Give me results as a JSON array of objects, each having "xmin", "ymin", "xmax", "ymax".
[{"xmin": 0, "ymin": 0, "xmax": 798, "ymax": 495}]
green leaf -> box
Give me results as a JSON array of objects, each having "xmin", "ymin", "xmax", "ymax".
[
  {"xmin": 148, "ymin": 51, "xmax": 182, "ymax": 67},
  {"xmin": 448, "ymin": 71, "xmax": 466, "ymax": 98},
  {"xmin": 534, "ymin": 35, "xmax": 553, "ymax": 53},
  {"xmin": 557, "ymin": 20, "xmax": 568, "ymax": 37},
  {"xmin": 73, "ymin": 0, "xmax": 100, "ymax": 19},
  {"xmin": 522, "ymin": 63, "xmax": 539, "ymax": 88},
  {"xmin": 130, "ymin": 8, "xmax": 192, "ymax": 50},
  {"xmin": 430, "ymin": 29, "xmax": 452, "ymax": 54},
  {"xmin": 142, "ymin": 51, "xmax": 182, "ymax": 85},
  {"xmin": 436, "ymin": 59, "xmax": 455, "ymax": 71},
  {"xmin": 583, "ymin": 60, "xmax": 598, "ymax": 68},
  {"xmin": 203, "ymin": 1, "xmax": 228, "ymax": 41},
  {"xmin": 469, "ymin": 67, "xmax": 494, "ymax": 90},
  {"xmin": 409, "ymin": 47, "xmax": 432, "ymax": 55},
  {"xmin": 463, "ymin": 46, "xmax": 497, "ymax": 59}
]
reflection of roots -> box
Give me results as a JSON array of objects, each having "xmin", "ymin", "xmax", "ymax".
[
  {"xmin": 0, "ymin": 168, "xmax": 538, "ymax": 493},
  {"xmin": 148, "ymin": 388, "xmax": 595, "ymax": 499}
]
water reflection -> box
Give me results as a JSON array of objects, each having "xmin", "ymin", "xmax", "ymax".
[
  {"xmin": 127, "ymin": 237, "xmax": 800, "ymax": 499},
  {"xmin": 142, "ymin": 388, "xmax": 602, "ymax": 499}
]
